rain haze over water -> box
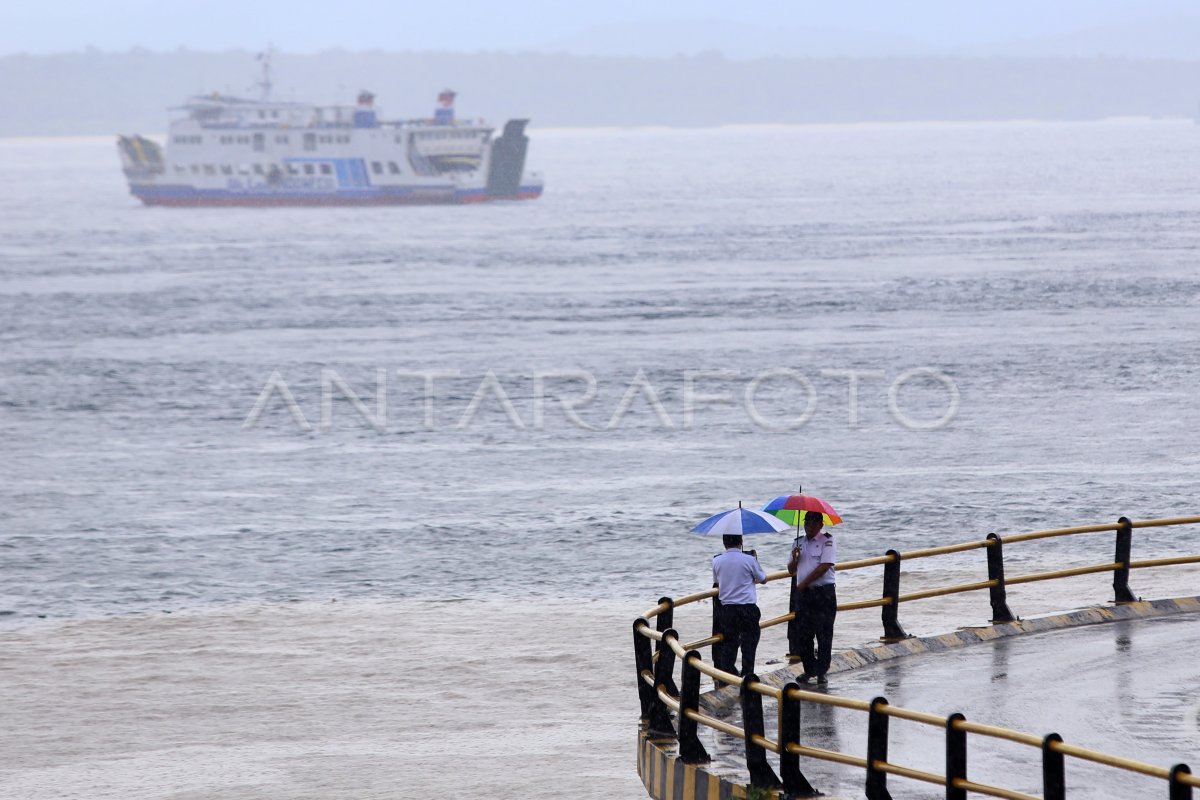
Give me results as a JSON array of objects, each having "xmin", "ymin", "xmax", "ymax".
[{"xmin": 3, "ymin": 6, "xmax": 1200, "ymax": 798}]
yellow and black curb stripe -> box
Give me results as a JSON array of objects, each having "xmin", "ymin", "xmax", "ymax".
[{"xmin": 637, "ymin": 733, "xmax": 734, "ymax": 800}]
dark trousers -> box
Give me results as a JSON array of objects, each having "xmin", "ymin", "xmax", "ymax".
[
  {"xmin": 714, "ymin": 603, "xmax": 761, "ymax": 681},
  {"xmin": 789, "ymin": 584, "xmax": 837, "ymax": 676}
]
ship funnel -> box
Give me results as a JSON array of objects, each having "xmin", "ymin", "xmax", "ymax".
[
  {"xmin": 435, "ymin": 89, "xmax": 456, "ymax": 125},
  {"xmin": 354, "ymin": 90, "xmax": 378, "ymax": 128}
]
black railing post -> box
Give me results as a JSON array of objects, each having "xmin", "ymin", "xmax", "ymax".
[
  {"xmin": 739, "ymin": 674, "xmax": 783, "ymax": 791},
  {"xmin": 711, "ymin": 585, "xmax": 726, "ymax": 688},
  {"xmin": 711, "ymin": 583, "xmax": 721, "ymax": 638},
  {"xmin": 985, "ymin": 533, "xmax": 1017, "ymax": 623},
  {"xmin": 1114, "ymin": 516, "xmax": 1137, "ymax": 603},
  {"xmin": 1170, "ymin": 763, "xmax": 1193, "ymax": 800},
  {"xmin": 656, "ymin": 596, "xmax": 675, "ymax": 633},
  {"xmin": 866, "ymin": 697, "xmax": 894, "ymax": 800},
  {"xmin": 655, "ymin": 628, "xmax": 678, "ymax": 702},
  {"xmin": 656, "ymin": 598, "xmax": 680, "ymax": 696},
  {"xmin": 778, "ymin": 681, "xmax": 819, "ymax": 798},
  {"xmin": 677, "ymin": 651, "xmax": 710, "ymax": 764},
  {"xmin": 946, "ymin": 713, "xmax": 967, "ymax": 800},
  {"xmin": 647, "ymin": 628, "xmax": 679, "ymax": 737},
  {"xmin": 881, "ymin": 550, "xmax": 910, "ymax": 641},
  {"xmin": 1042, "ymin": 733, "xmax": 1064, "ymax": 800},
  {"xmin": 633, "ymin": 618, "xmax": 655, "ymax": 722}
]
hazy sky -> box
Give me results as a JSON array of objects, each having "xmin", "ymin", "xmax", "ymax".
[{"xmin": 3, "ymin": 0, "xmax": 1199, "ymax": 56}]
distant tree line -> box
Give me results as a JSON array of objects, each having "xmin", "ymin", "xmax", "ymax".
[{"xmin": 3, "ymin": 48, "xmax": 1200, "ymax": 136}]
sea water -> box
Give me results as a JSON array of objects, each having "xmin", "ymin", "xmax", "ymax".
[{"xmin": 1, "ymin": 121, "xmax": 1199, "ymax": 798}]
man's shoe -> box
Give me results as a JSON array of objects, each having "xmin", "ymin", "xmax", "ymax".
[
  {"xmin": 797, "ymin": 673, "xmax": 812, "ymax": 684},
  {"xmin": 816, "ymin": 674, "xmax": 828, "ymax": 686}
]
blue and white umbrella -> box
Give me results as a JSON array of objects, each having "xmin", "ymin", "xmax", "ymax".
[{"xmin": 691, "ymin": 501, "xmax": 791, "ymax": 535}]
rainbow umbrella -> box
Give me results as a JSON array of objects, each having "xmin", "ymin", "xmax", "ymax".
[
  {"xmin": 762, "ymin": 491, "xmax": 843, "ymax": 531},
  {"xmin": 692, "ymin": 501, "xmax": 791, "ymax": 535}
]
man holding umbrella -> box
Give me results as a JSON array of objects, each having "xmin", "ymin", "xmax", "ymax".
[
  {"xmin": 788, "ymin": 510, "xmax": 838, "ymax": 685},
  {"xmin": 694, "ymin": 502, "xmax": 787, "ymax": 685},
  {"xmin": 712, "ymin": 533, "xmax": 769, "ymax": 683}
]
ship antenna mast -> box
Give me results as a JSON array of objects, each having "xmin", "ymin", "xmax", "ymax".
[{"xmin": 256, "ymin": 45, "xmax": 274, "ymax": 101}]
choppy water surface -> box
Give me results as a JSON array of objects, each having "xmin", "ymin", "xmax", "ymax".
[{"xmin": 1, "ymin": 121, "xmax": 1199, "ymax": 798}]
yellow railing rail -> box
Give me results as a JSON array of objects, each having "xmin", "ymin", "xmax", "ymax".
[{"xmin": 633, "ymin": 514, "xmax": 1200, "ymax": 799}]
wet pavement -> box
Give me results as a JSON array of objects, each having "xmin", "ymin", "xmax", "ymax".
[{"xmin": 696, "ymin": 612, "xmax": 1200, "ymax": 799}]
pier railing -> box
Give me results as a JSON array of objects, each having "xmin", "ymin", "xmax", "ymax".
[{"xmin": 633, "ymin": 514, "xmax": 1200, "ymax": 799}]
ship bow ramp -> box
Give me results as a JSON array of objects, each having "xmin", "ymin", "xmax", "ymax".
[{"xmin": 486, "ymin": 119, "xmax": 531, "ymax": 198}]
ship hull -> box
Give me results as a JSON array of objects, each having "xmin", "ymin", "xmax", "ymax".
[{"xmin": 129, "ymin": 184, "xmax": 543, "ymax": 207}]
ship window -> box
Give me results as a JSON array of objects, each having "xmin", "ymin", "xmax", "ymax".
[
  {"xmin": 275, "ymin": 135, "xmax": 289, "ymax": 144},
  {"xmin": 174, "ymin": 165, "xmax": 186, "ymax": 174},
  {"xmin": 253, "ymin": 164, "xmax": 265, "ymax": 175},
  {"xmin": 304, "ymin": 164, "xmax": 314, "ymax": 175},
  {"xmin": 220, "ymin": 165, "xmax": 232, "ymax": 175},
  {"xmin": 319, "ymin": 163, "xmax": 332, "ymax": 175},
  {"xmin": 304, "ymin": 132, "xmax": 316, "ymax": 151},
  {"xmin": 371, "ymin": 161, "xmax": 382, "ymax": 175},
  {"xmin": 203, "ymin": 164, "xmax": 216, "ymax": 175},
  {"xmin": 286, "ymin": 164, "xmax": 299, "ymax": 175},
  {"xmin": 388, "ymin": 161, "xmax": 400, "ymax": 174},
  {"xmin": 253, "ymin": 133, "xmax": 265, "ymax": 152},
  {"xmin": 190, "ymin": 164, "xmax": 199, "ymax": 174}
]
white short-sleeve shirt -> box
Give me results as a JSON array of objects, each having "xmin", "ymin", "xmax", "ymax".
[
  {"xmin": 794, "ymin": 533, "xmax": 836, "ymax": 587},
  {"xmin": 713, "ymin": 548, "xmax": 767, "ymax": 605}
]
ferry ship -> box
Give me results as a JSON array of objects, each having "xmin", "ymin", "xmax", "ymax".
[{"xmin": 117, "ymin": 56, "xmax": 543, "ymax": 206}]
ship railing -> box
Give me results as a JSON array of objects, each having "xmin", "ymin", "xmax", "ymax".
[{"xmin": 633, "ymin": 514, "xmax": 1200, "ymax": 799}]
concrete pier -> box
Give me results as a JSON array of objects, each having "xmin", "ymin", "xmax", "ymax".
[{"xmin": 638, "ymin": 596, "xmax": 1200, "ymax": 799}]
